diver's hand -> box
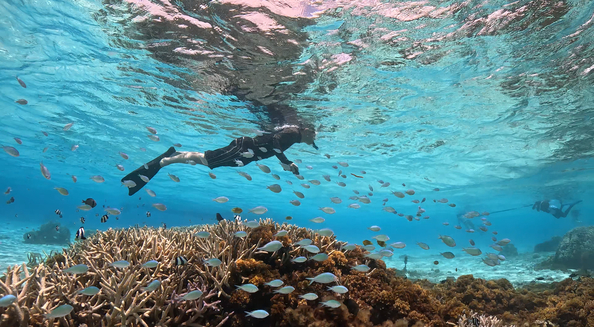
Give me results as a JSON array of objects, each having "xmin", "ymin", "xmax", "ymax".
[{"xmin": 289, "ymin": 163, "xmax": 299, "ymax": 175}]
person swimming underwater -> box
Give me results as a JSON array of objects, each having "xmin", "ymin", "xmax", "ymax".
[
  {"xmin": 532, "ymin": 199, "xmax": 582, "ymax": 219},
  {"xmin": 122, "ymin": 125, "xmax": 318, "ymax": 196}
]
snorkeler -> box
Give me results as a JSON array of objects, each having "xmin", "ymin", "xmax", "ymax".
[
  {"xmin": 532, "ymin": 199, "xmax": 582, "ymax": 219},
  {"xmin": 122, "ymin": 125, "xmax": 318, "ymax": 196}
]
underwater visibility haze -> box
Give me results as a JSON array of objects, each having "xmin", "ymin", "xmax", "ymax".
[{"xmin": 1, "ymin": 0, "xmax": 594, "ymax": 325}]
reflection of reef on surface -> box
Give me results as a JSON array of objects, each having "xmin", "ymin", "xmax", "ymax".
[
  {"xmin": 22, "ymin": 221, "xmax": 70, "ymax": 245},
  {"xmin": 1, "ymin": 220, "xmax": 593, "ymax": 326}
]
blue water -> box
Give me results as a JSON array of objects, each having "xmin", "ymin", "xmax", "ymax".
[{"xmin": 1, "ymin": 0, "xmax": 594, "ymax": 278}]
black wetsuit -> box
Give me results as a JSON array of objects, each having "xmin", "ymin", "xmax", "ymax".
[
  {"xmin": 204, "ymin": 126, "xmax": 302, "ymax": 169},
  {"xmin": 532, "ymin": 199, "xmax": 582, "ymax": 218}
]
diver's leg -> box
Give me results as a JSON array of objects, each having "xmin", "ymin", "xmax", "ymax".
[
  {"xmin": 122, "ymin": 147, "xmax": 177, "ymax": 196},
  {"xmin": 560, "ymin": 200, "xmax": 583, "ymax": 218},
  {"xmin": 160, "ymin": 151, "xmax": 208, "ymax": 167}
]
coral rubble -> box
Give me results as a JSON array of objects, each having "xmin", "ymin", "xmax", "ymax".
[{"xmin": 1, "ymin": 220, "xmax": 594, "ymax": 327}]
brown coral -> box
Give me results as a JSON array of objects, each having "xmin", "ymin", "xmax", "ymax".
[{"xmin": 2, "ymin": 220, "xmax": 594, "ymax": 327}]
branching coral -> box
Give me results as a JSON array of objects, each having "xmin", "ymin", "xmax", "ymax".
[{"xmin": 2, "ymin": 220, "xmax": 594, "ymax": 327}]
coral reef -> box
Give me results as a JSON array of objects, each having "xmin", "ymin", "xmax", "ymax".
[
  {"xmin": 534, "ymin": 236, "xmax": 562, "ymax": 253},
  {"xmin": 22, "ymin": 221, "xmax": 71, "ymax": 245},
  {"xmin": 2, "ymin": 220, "xmax": 594, "ymax": 327},
  {"xmin": 552, "ymin": 226, "xmax": 594, "ymax": 270}
]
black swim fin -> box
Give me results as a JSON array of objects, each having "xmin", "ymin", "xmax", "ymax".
[{"xmin": 122, "ymin": 147, "xmax": 176, "ymax": 196}]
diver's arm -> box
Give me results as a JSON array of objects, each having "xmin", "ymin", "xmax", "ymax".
[{"xmin": 272, "ymin": 131, "xmax": 299, "ymax": 174}]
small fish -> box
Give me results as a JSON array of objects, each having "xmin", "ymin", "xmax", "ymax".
[
  {"xmin": 105, "ymin": 208, "xmax": 121, "ymax": 215},
  {"xmin": 75, "ymin": 227, "xmax": 86, "ymax": 240},
  {"xmin": 302, "ymin": 245, "xmax": 320, "ymax": 254},
  {"xmin": 141, "ymin": 280, "xmax": 161, "ymax": 292},
  {"xmin": 392, "ymin": 191, "xmax": 405, "ymax": 198},
  {"xmin": 300, "ymin": 183, "xmax": 310, "ymax": 189},
  {"xmin": 274, "ymin": 286, "xmax": 295, "ymax": 294},
  {"xmin": 55, "ymin": 225, "xmax": 60, "ymax": 231},
  {"xmin": 441, "ymin": 252, "xmax": 455, "ymax": 259},
  {"xmin": 54, "ymin": 209, "xmax": 63, "ymax": 218},
  {"xmin": 213, "ymin": 196, "xmax": 229, "ymax": 203},
  {"xmin": 463, "ymin": 247, "xmax": 483, "ymax": 256},
  {"xmin": 310, "ymin": 253, "xmax": 329, "ymax": 262},
  {"xmin": 63, "ymin": 264, "xmax": 89, "ymax": 274},
  {"xmin": 417, "ymin": 242, "xmax": 430, "ymax": 250},
  {"xmin": 469, "ymin": 239, "xmax": 476, "ymax": 246},
  {"xmin": 285, "ymin": 216, "xmax": 292, "ymax": 220},
  {"xmin": 290, "ymin": 200, "xmax": 301, "ymax": 206},
  {"xmin": 146, "ymin": 126, "xmax": 158, "ymax": 134},
  {"xmin": 337, "ymin": 182, "xmax": 346, "ymax": 187},
  {"xmin": 15, "ymin": 99, "xmax": 28, "ymax": 105},
  {"xmin": 245, "ymin": 310, "xmax": 269, "ymax": 319},
  {"xmin": 267, "ymin": 184, "xmax": 282, "ymax": 193},
  {"xmin": 113, "ymin": 164, "xmax": 124, "ymax": 171},
  {"xmin": 208, "ymin": 172, "xmax": 216, "ymax": 179},
  {"xmin": 195, "ymin": 231, "xmax": 210, "ymax": 238},
  {"xmin": 245, "ymin": 220, "xmax": 259, "ymax": 228},
  {"xmin": 101, "ymin": 215, "xmax": 108, "ymax": 223},
  {"xmin": 78, "ymin": 204, "xmax": 92, "ymax": 211},
  {"xmin": 328, "ymin": 285, "xmax": 348, "ymax": 294},
  {"xmin": 77, "ymin": 286, "xmax": 100, "ymax": 296},
  {"xmin": 372, "ymin": 234, "xmax": 390, "ymax": 242},
  {"xmin": 168, "ymin": 173, "xmax": 180, "ymax": 182},
  {"xmin": 175, "ymin": 256, "xmax": 188, "ymax": 266},
  {"xmin": 497, "ymin": 238, "xmax": 511, "ymax": 246},
  {"xmin": 2, "ymin": 146, "xmax": 19, "ymax": 157},
  {"xmin": 238, "ymin": 171, "xmax": 252, "ymax": 181},
  {"xmin": 321, "ymin": 300, "xmax": 342, "ymax": 309},
  {"xmin": 40, "ymin": 162, "xmax": 51, "ymax": 180},
  {"xmin": 152, "ymin": 203, "xmax": 167, "ymax": 211},
  {"xmin": 146, "ymin": 211, "xmax": 151, "ymax": 218},
  {"xmin": 90, "ymin": 175, "xmax": 105, "ymax": 183},
  {"xmin": 181, "ymin": 290, "xmax": 203, "ymax": 301},
  {"xmin": 63, "ymin": 122, "xmax": 74, "ymax": 131},
  {"xmin": 148, "ymin": 135, "xmax": 160, "ymax": 142},
  {"xmin": 42, "ymin": 131, "xmax": 48, "ymax": 136},
  {"xmin": 293, "ymin": 191, "xmax": 305, "ymax": 199},
  {"xmin": 271, "ymin": 173, "xmax": 280, "ymax": 180},
  {"xmin": 142, "ymin": 260, "xmax": 159, "ymax": 268},
  {"xmin": 317, "ymin": 228, "xmax": 334, "ymax": 237},
  {"xmin": 295, "ymin": 239, "xmax": 312, "ymax": 246},
  {"xmin": 145, "ymin": 189, "xmax": 157, "ymax": 197},
  {"xmin": 292, "ymin": 256, "xmax": 307, "ymax": 263},
  {"xmin": 71, "ymin": 144, "xmax": 79, "ymax": 151},
  {"xmin": 258, "ymin": 240, "xmax": 283, "ymax": 252},
  {"xmin": 234, "ymin": 231, "xmax": 247, "ymax": 238},
  {"xmin": 438, "ymin": 235, "xmax": 456, "ymax": 247},
  {"xmin": 6, "ymin": 197, "xmax": 14, "ymax": 204},
  {"xmin": 72, "ymin": 175, "xmax": 77, "ymax": 183},
  {"xmin": 275, "ymin": 230, "xmax": 288, "ymax": 237},
  {"xmin": 45, "ymin": 304, "xmax": 74, "ymax": 318},
  {"xmin": 299, "ymin": 293, "xmax": 318, "ymax": 300},
  {"xmin": 80, "ymin": 217, "xmax": 85, "ymax": 224},
  {"xmin": 286, "ymin": 180, "xmax": 293, "ymax": 185},
  {"xmin": 16, "ymin": 76, "xmax": 26, "ymax": 88},
  {"xmin": 352, "ymin": 264, "xmax": 370, "ymax": 272},
  {"xmin": 256, "ymin": 163, "xmax": 271, "ymax": 173},
  {"xmin": 42, "ymin": 147, "xmax": 49, "ymax": 153},
  {"xmin": 348, "ymin": 203, "xmax": 360, "ymax": 209},
  {"xmin": 0, "ymin": 294, "xmax": 16, "ymax": 307},
  {"xmin": 342, "ymin": 244, "xmax": 357, "ymax": 251},
  {"xmin": 236, "ymin": 283, "xmax": 259, "ymax": 293},
  {"xmin": 204, "ymin": 258, "xmax": 222, "ymax": 267},
  {"xmin": 319, "ymin": 207, "xmax": 336, "ymax": 214},
  {"xmin": 249, "ymin": 206, "xmax": 268, "ymax": 215},
  {"xmin": 110, "ymin": 260, "xmax": 130, "ymax": 268}
]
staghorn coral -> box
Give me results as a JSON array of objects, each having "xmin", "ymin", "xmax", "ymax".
[
  {"xmin": 2, "ymin": 219, "xmax": 594, "ymax": 327},
  {"xmin": 455, "ymin": 310, "xmax": 514, "ymax": 327}
]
